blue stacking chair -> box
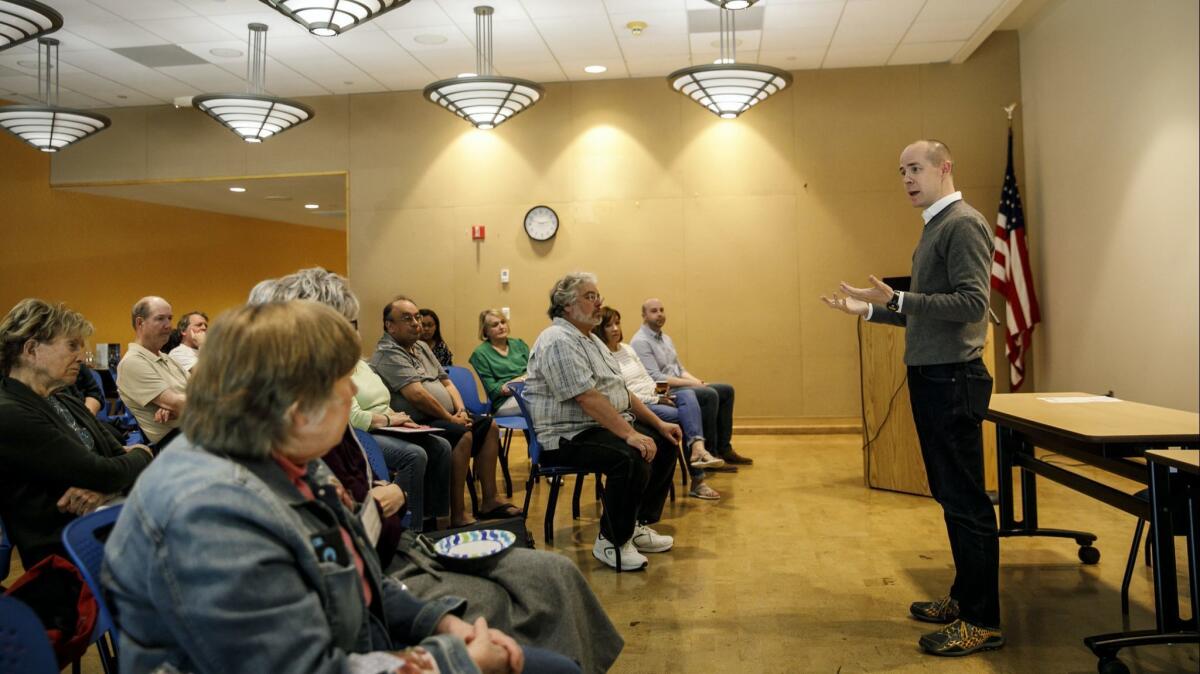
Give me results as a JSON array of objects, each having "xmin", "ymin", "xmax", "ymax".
[
  {"xmin": 350, "ymin": 429, "xmax": 413, "ymax": 530},
  {"xmin": 446, "ymin": 366, "xmax": 528, "ymax": 498},
  {"xmin": 61, "ymin": 506, "xmax": 121, "ymax": 674},
  {"xmin": 0, "ymin": 595, "xmax": 59, "ymax": 674},
  {"xmin": 90, "ymin": 369, "xmax": 147, "ymax": 447},
  {"xmin": 510, "ymin": 383, "xmax": 627, "ymax": 570}
]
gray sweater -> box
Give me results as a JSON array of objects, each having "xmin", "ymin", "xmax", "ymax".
[{"xmin": 868, "ymin": 199, "xmax": 994, "ymax": 366}]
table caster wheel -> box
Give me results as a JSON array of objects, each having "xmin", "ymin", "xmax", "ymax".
[
  {"xmin": 1097, "ymin": 656, "xmax": 1129, "ymax": 674},
  {"xmin": 1079, "ymin": 545, "xmax": 1101, "ymax": 564}
]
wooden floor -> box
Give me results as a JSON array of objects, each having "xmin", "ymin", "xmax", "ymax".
[{"xmin": 20, "ymin": 434, "xmax": 1197, "ymax": 673}]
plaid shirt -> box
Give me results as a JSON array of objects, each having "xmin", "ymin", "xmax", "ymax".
[{"xmin": 525, "ymin": 317, "xmax": 632, "ymax": 450}]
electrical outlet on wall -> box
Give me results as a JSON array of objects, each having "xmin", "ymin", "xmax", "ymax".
[
  {"xmin": 500, "ymin": 268, "xmax": 510, "ymax": 283},
  {"xmin": 501, "ymin": 307, "xmax": 510, "ymax": 318}
]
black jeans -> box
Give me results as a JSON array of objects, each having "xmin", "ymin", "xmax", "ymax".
[
  {"xmin": 541, "ymin": 422, "xmax": 678, "ymax": 546},
  {"xmin": 907, "ymin": 358, "xmax": 1000, "ymax": 629},
  {"xmin": 678, "ymin": 383, "xmax": 736, "ymax": 453}
]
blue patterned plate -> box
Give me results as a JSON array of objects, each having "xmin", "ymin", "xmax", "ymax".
[{"xmin": 432, "ymin": 529, "xmax": 517, "ymax": 561}]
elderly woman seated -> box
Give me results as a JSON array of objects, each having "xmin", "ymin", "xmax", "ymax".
[
  {"xmin": 0, "ymin": 299, "xmax": 153, "ymax": 570},
  {"xmin": 468, "ymin": 309, "xmax": 530, "ymax": 417},
  {"xmin": 102, "ymin": 300, "xmax": 584, "ymax": 674}
]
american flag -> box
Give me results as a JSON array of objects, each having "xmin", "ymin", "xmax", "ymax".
[{"xmin": 991, "ymin": 128, "xmax": 1041, "ymax": 390}]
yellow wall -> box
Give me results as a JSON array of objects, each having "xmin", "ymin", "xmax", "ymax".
[
  {"xmin": 0, "ymin": 131, "xmax": 346, "ymax": 345},
  {"xmin": 48, "ymin": 33, "xmax": 1023, "ymax": 419},
  {"xmin": 1018, "ymin": 0, "xmax": 1199, "ymax": 411}
]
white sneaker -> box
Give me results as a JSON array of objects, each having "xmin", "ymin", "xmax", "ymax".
[
  {"xmin": 630, "ymin": 524, "xmax": 673, "ymax": 553},
  {"xmin": 592, "ymin": 535, "xmax": 648, "ymax": 571}
]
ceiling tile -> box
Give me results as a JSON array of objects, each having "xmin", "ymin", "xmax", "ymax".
[
  {"xmin": 136, "ymin": 17, "xmax": 241, "ymax": 44},
  {"xmin": 756, "ymin": 47, "xmax": 827, "ymax": 70},
  {"xmin": 91, "ymin": 0, "xmax": 198, "ymax": 21},
  {"xmin": 558, "ymin": 58, "xmax": 629, "ymax": 80},
  {"xmin": 689, "ymin": 29, "xmax": 761, "ymax": 54},
  {"xmin": 66, "ymin": 21, "xmax": 172, "ymax": 49},
  {"xmin": 916, "ymin": 0, "xmax": 1006, "ymax": 24},
  {"xmin": 370, "ymin": 1, "xmax": 455, "ymax": 29},
  {"xmin": 904, "ymin": 19, "xmax": 983, "ymax": 43},
  {"xmin": 156, "ymin": 63, "xmax": 248, "ymax": 91},
  {"xmin": 384, "ymin": 26, "xmax": 473, "ymax": 52},
  {"xmin": 821, "ymin": 43, "xmax": 894, "ymax": 69},
  {"xmin": 626, "ymin": 54, "xmax": 690, "ymax": 78},
  {"xmin": 39, "ymin": 0, "xmax": 121, "ymax": 24},
  {"xmin": 832, "ymin": 0, "xmax": 923, "ymax": 44},
  {"xmin": 609, "ymin": 10, "xmax": 689, "ymax": 37},
  {"xmin": 177, "ymin": 40, "xmax": 248, "ymax": 65},
  {"xmin": 520, "ymin": 0, "xmax": 607, "ymax": 19}
]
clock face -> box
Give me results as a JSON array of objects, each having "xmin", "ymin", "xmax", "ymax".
[{"xmin": 523, "ymin": 205, "xmax": 559, "ymax": 241}]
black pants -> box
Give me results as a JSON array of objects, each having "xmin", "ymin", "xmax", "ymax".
[
  {"xmin": 678, "ymin": 383, "xmax": 736, "ymax": 453},
  {"xmin": 428, "ymin": 415, "xmax": 492, "ymax": 456},
  {"xmin": 907, "ymin": 358, "xmax": 999, "ymax": 628},
  {"xmin": 541, "ymin": 422, "xmax": 678, "ymax": 546}
]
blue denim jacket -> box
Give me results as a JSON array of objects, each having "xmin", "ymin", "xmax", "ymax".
[{"xmin": 102, "ymin": 437, "xmax": 479, "ymax": 674}]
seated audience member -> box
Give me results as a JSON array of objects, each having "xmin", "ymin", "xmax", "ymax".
[
  {"xmin": 418, "ymin": 308, "xmax": 454, "ymax": 367},
  {"xmin": 525, "ymin": 273, "xmax": 680, "ymax": 571},
  {"xmin": 116, "ymin": 296, "xmax": 189, "ymax": 443},
  {"xmin": 102, "ymin": 301, "xmax": 584, "ymax": 674},
  {"xmin": 265, "ymin": 267, "xmax": 452, "ymax": 534},
  {"xmin": 167, "ymin": 310, "xmax": 207, "ymax": 371},
  {"xmin": 594, "ymin": 307, "xmax": 723, "ymax": 501},
  {"xmin": 372, "ymin": 297, "xmax": 520, "ymax": 527},
  {"xmin": 0, "ymin": 299, "xmax": 153, "ymax": 570},
  {"xmin": 468, "ymin": 309, "xmax": 529, "ymax": 417},
  {"xmin": 630, "ymin": 298, "xmax": 752, "ymax": 465},
  {"xmin": 66, "ymin": 362, "xmax": 104, "ymax": 416}
]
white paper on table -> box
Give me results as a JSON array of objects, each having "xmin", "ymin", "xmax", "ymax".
[{"xmin": 1037, "ymin": 396, "xmax": 1123, "ymax": 404}]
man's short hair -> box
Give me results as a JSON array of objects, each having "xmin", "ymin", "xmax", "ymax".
[
  {"xmin": 177, "ymin": 311, "xmax": 208, "ymax": 334},
  {"xmin": 919, "ymin": 139, "xmax": 953, "ymax": 168},
  {"xmin": 382, "ymin": 295, "xmax": 415, "ymax": 325},
  {"xmin": 247, "ymin": 279, "xmax": 278, "ymax": 305},
  {"xmin": 547, "ymin": 272, "xmax": 597, "ymax": 320},
  {"xmin": 131, "ymin": 297, "xmax": 156, "ymax": 330}
]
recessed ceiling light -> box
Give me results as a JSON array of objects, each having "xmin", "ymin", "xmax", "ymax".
[
  {"xmin": 16, "ymin": 60, "xmax": 37, "ymax": 69},
  {"xmin": 584, "ymin": 65, "xmax": 607, "ymax": 74},
  {"xmin": 457, "ymin": 72, "xmax": 477, "ymax": 78},
  {"xmin": 413, "ymin": 34, "xmax": 447, "ymax": 45},
  {"xmin": 209, "ymin": 47, "xmax": 243, "ymax": 58},
  {"xmin": 304, "ymin": 203, "xmax": 320, "ymax": 209},
  {"xmin": 116, "ymin": 94, "xmax": 128, "ymax": 99},
  {"xmin": 229, "ymin": 186, "xmax": 246, "ymax": 192}
]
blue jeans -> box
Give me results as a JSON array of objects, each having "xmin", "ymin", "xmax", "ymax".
[
  {"xmin": 647, "ymin": 388, "xmax": 704, "ymax": 480},
  {"xmin": 907, "ymin": 359, "xmax": 999, "ymax": 628},
  {"xmin": 373, "ymin": 432, "xmax": 453, "ymax": 531}
]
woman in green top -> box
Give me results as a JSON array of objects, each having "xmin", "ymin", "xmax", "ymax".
[{"xmin": 468, "ymin": 309, "xmax": 529, "ymax": 417}]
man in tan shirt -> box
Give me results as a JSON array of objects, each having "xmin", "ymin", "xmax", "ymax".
[{"xmin": 117, "ymin": 296, "xmax": 189, "ymax": 443}]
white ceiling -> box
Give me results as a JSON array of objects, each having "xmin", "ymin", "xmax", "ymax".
[{"xmin": 0, "ymin": 0, "xmax": 1023, "ymax": 110}]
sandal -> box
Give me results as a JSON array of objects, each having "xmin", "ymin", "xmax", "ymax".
[
  {"xmin": 478, "ymin": 503, "xmax": 524, "ymax": 520},
  {"xmin": 688, "ymin": 483, "xmax": 721, "ymax": 500},
  {"xmin": 689, "ymin": 449, "xmax": 726, "ymax": 469}
]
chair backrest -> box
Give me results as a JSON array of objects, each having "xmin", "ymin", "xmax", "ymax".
[
  {"xmin": 445, "ymin": 366, "xmax": 490, "ymax": 417},
  {"xmin": 508, "ymin": 383, "xmax": 542, "ymax": 464},
  {"xmin": 61, "ymin": 505, "xmax": 122, "ymax": 640},
  {"xmin": 0, "ymin": 514, "xmax": 11, "ymax": 580},
  {"xmin": 0, "ymin": 596, "xmax": 59, "ymax": 674},
  {"xmin": 352, "ymin": 428, "xmax": 390, "ymax": 483}
]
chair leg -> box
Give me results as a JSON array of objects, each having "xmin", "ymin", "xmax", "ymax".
[
  {"xmin": 97, "ymin": 633, "xmax": 117, "ymax": 674},
  {"xmin": 677, "ymin": 442, "xmax": 689, "ymax": 487},
  {"xmin": 594, "ymin": 472, "xmax": 603, "ymax": 501},
  {"xmin": 545, "ymin": 476, "xmax": 561, "ymax": 544},
  {"xmin": 572, "ymin": 474, "xmax": 588, "ymax": 519},
  {"xmin": 1122, "ymin": 519, "xmax": 1146, "ymax": 616},
  {"xmin": 521, "ymin": 469, "xmax": 537, "ymax": 522},
  {"xmin": 499, "ymin": 428, "xmax": 514, "ymax": 498},
  {"xmin": 669, "ymin": 480, "xmax": 675, "ymax": 503}
]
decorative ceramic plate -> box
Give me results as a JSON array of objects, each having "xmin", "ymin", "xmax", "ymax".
[{"xmin": 432, "ymin": 529, "xmax": 517, "ymax": 561}]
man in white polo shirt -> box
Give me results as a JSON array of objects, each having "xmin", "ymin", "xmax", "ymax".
[
  {"xmin": 117, "ymin": 296, "xmax": 189, "ymax": 443},
  {"xmin": 167, "ymin": 311, "xmax": 207, "ymax": 371}
]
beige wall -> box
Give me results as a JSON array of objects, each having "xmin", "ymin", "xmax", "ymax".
[
  {"xmin": 1019, "ymin": 0, "xmax": 1199, "ymax": 411},
  {"xmin": 50, "ymin": 33, "xmax": 1023, "ymax": 419}
]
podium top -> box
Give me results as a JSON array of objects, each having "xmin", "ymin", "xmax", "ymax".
[{"xmin": 988, "ymin": 392, "xmax": 1199, "ymax": 444}]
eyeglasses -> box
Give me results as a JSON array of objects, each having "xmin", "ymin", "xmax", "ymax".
[
  {"xmin": 388, "ymin": 313, "xmax": 422, "ymax": 325},
  {"xmin": 580, "ymin": 292, "xmax": 603, "ymax": 304}
]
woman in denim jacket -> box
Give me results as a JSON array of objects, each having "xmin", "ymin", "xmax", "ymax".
[{"xmin": 102, "ymin": 301, "xmax": 578, "ymax": 674}]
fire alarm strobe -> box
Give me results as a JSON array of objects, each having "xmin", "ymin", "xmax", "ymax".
[{"xmin": 471, "ymin": 225, "xmax": 486, "ymax": 240}]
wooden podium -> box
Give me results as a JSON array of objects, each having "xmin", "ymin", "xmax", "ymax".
[{"xmin": 859, "ymin": 321, "xmax": 997, "ymax": 496}]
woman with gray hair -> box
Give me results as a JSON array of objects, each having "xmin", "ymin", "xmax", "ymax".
[
  {"xmin": 0, "ymin": 299, "xmax": 154, "ymax": 570},
  {"xmin": 261, "ymin": 268, "xmax": 452, "ymax": 535},
  {"xmin": 102, "ymin": 300, "xmax": 581, "ymax": 674}
]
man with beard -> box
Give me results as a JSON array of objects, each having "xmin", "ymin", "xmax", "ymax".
[
  {"xmin": 117, "ymin": 296, "xmax": 189, "ymax": 443},
  {"xmin": 524, "ymin": 272, "xmax": 681, "ymax": 572}
]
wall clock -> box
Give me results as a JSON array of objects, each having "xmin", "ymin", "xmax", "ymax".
[{"xmin": 523, "ymin": 205, "xmax": 559, "ymax": 241}]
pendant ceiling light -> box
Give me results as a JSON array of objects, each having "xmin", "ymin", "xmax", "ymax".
[
  {"xmin": 424, "ymin": 6, "xmax": 543, "ymax": 131},
  {"xmin": 193, "ymin": 24, "xmax": 314, "ymax": 143},
  {"xmin": 667, "ymin": 7, "xmax": 790, "ymax": 119},
  {"xmin": 257, "ymin": 0, "xmax": 410, "ymax": 37},
  {"xmin": 0, "ymin": 0, "xmax": 61, "ymax": 52},
  {"xmin": 0, "ymin": 38, "xmax": 110, "ymax": 152}
]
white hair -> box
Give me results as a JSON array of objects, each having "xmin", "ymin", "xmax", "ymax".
[{"xmin": 547, "ymin": 272, "xmax": 597, "ymax": 320}]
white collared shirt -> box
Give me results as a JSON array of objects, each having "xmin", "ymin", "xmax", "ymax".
[{"xmin": 922, "ymin": 191, "xmax": 963, "ymax": 224}]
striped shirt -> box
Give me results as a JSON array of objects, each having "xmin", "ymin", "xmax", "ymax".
[{"xmin": 525, "ymin": 317, "xmax": 632, "ymax": 450}]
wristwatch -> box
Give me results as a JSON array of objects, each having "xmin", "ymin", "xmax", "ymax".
[{"xmin": 886, "ymin": 291, "xmax": 902, "ymax": 312}]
